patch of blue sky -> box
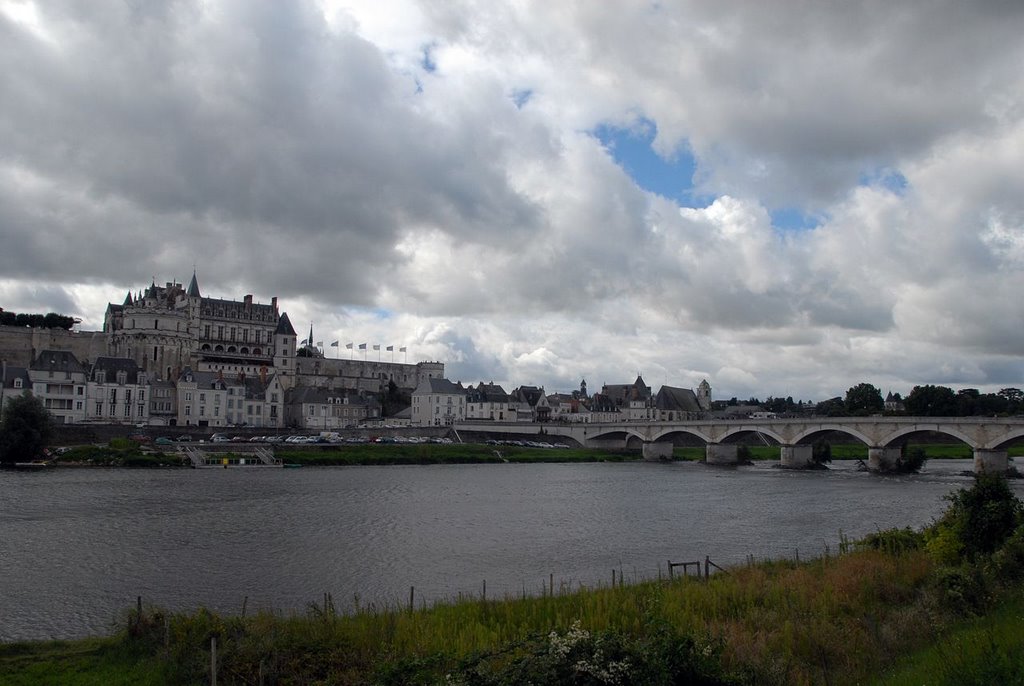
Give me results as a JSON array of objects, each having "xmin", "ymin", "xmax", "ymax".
[
  {"xmin": 770, "ymin": 207, "xmax": 825, "ymax": 232},
  {"xmin": 859, "ymin": 167, "xmax": 908, "ymax": 195},
  {"xmin": 510, "ymin": 88, "xmax": 533, "ymax": 109},
  {"xmin": 592, "ymin": 120, "xmax": 702, "ymax": 206},
  {"xmin": 420, "ymin": 43, "xmax": 437, "ymax": 73}
]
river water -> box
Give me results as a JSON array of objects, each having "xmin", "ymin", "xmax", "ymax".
[{"xmin": 2, "ymin": 459, "xmax": 1020, "ymax": 641}]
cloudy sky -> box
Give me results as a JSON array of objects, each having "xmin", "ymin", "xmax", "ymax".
[{"xmin": 2, "ymin": 1, "xmax": 1023, "ymax": 402}]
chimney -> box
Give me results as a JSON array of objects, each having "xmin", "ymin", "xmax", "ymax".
[
  {"xmin": 259, "ymin": 365, "xmax": 267, "ymax": 385},
  {"xmin": 244, "ymin": 294, "xmax": 253, "ymax": 307},
  {"xmin": 271, "ymin": 296, "xmax": 278, "ymax": 311}
]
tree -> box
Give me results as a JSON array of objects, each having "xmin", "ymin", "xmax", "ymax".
[
  {"xmin": 844, "ymin": 383, "xmax": 884, "ymax": 416},
  {"xmin": 815, "ymin": 397, "xmax": 846, "ymax": 417},
  {"xmin": 904, "ymin": 385, "xmax": 958, "ymax": 416},
  {"xmin": 0, "ymin": 394, "xmax": 53, "ymax": 464}
]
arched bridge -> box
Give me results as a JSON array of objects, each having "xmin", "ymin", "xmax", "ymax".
[{"xmin": 452, "ymin": 417, "xmax": 1024, "ymax": 472}]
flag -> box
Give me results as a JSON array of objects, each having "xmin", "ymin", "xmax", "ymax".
[
  {"xmin": 358, "ymin": 343, "xmax": 367, "ymax": 350},
  {"xmin": 316, "ymin": 341, "xmax": 323, "ymax": 348},
  {"xmin": 330, "ymin": 341, "xmax": 339, "ymax": 347},
  {"xmin": 400, "ymin": 346, "xmax": 407, "ymax": 352},
  {"xmin": 345, "ymin": 342, "xmax": 353, "ymax": 349},
  {"xmin": 373, "ymin": 344, "xmax": 380, "ymax": 351},
  {"xmin": 386, "ymin": 345, "xmax": 393, "ymax": 351},
  {"xmin": 300, "ymin": 338, "xmax": 308, "ymax": 346}
]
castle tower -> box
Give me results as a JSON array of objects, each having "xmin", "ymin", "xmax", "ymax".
[{"xmin": 273, "ymin": 312, "xmax": 298, "ymax": 377}]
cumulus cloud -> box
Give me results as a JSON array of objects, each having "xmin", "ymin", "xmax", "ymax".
[{"xmin": 2, "ymin": 0, "xmax": 1023, "ymax": 400}]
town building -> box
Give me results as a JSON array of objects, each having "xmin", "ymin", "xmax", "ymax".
[
  {"xmin": 411, "ymin": 378, "xmax": 467, "ymax": 426},
  {"xmin": 29, "ymin": 350, "xmax": 88, "ymax": 424}
]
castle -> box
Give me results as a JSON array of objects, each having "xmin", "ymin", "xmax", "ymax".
[{"xmin": 0, "ymin": 273, "xmax": 444, "ymax": 427}]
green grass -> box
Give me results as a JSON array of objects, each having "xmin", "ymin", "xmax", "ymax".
[
  {"xmin": 0, "ymin": 550, "xmax": 958, "ymax": 685},
  {"xmin": 875, "ymin": 592, "xmax": 1024, "ymax": 685},
  {"xmin": 0, "ymin": 638, "xmax": 168, "ymax": 685}
]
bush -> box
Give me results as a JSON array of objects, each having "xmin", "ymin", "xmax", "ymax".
[
  {"xmin": 447, "ymin": 621, "xmax": 739, "ymax": 685},
  {"xmin": 856, "ymin": 527, "xmax": 924, "ymax": 555},
  {"xmin": 896, "ymin": 446, "xmax": 928, "ymax": 473},
  {"xmin": 935, "ymin": 474, "xmax": 1023, "ymax": 561},
  {"xmin": 928, "ymin": 566, "xmax": 988, "ymax": 616},
  {"xmin": 812, "ymin": 439, "xmax": 832, "ymax": 465},
  {"xmin": 989, "ymin": 526, "xmax": 1024, "ymax": 582}
]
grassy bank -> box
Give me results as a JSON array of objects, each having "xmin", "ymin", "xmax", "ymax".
[{"xmin": 3, "ymin": 547, "xmax": 1020, "ymax": 685}]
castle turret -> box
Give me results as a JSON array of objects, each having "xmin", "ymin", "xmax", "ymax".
[
  {"xmin": 273, "ymin": 312, "xmax": 298, "ymax": 377},
  {"xmin": 697, "ymin": 379, "xmax": 712, "ymax": 411}
]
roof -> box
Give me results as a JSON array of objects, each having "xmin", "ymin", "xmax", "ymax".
[
  {"xmin": 30, "ymin": 350, "xmax": 86, "ymax": 375},
  {"xmin": 655, "ymin": 386, "xmax": 702, "ymax": 413},
  {"xmin": 1, "ymin": 365, "xmax": 30, "ymax": 389},
  {"xmin": 275, "ymin": 312, "xmax": 297, "ymax": 336},
  {"xmin": 413, "ymin": 378, "xmax": 466, "ymax": 396},
  {"xmin": 467, "ymin": 382, "xmax": 509, "ymax": 403},
  {"xmin": 187, "ymin": 271, "xmax": 201, "ymax": 298},
  {"xmin": 601, "ymin": 377, "xmax": 653, "ymax": 405},
  {"xmin": 91, "ymin": 356, "xmax": 144, "ymax": 384}
]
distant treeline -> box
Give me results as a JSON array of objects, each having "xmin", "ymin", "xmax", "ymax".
[{"xmin": 0, "ymin": 311, "xmax": 77, "ymax": 330}]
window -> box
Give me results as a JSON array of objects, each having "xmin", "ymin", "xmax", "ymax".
[
  {"xmin": 125, "ymin": 389, "xmax": 132, "ymax": 404},
  {"xmin": 77, "ymin": 386, "xmax": 83, "ymax": 395},
  {"xmin": 124, "ymin": 404, "xmax": 130, "ymax": 418},
  {"xmin": 185, "ymin": 392, "xmax": 192, "ymax": 401},
  {"xmin": 95, "ymin": 402, "xmax": 102, "ymax": 414},
  {"xmin": 204, "ymin": 325, "xmax": 211, "ymax": 339},
  {"xmin": 154, "ymin": 319, "xmax": 158, "ymax": 330},
  {"xmin": 200, "ymin": 393, "xmax": 206, "ymax": 402},
  {"xmin": 13, "ymin": 378, "xmax": 22, "ymax": 389},
  {"xmin": 153, "ymin": 346, "xmax": 158, "ymax": 362},
  {"xmin": 138, "ymin": 404, "xmax": 145, "ymax": 417},
  {"xmin": 185, "ymin": 405, "xmax": 191, "ymax": 416},
  {"xmin": 139, "ymin": 391, "xmax": 144, "ymax": 402},
  {"xmin": 109, "ymin": 389, "xmax": 118, "ymax": 402}
]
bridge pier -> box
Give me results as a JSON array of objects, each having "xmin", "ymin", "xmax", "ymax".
[
  {"xmin": 642, "ymin": 442, "xmax": 674, "ymax": 461},
  {"xmin": 974, "ymin": 449, "xmax": 1009, "ymax": 473},
  {"xmin": 868, "ymin": 447, "xmax": 901, "ymax": 472},
  {"xmin": 706, "ymin": 443, "xmax": 739, "ymax": 465},
  {"xmin": 779, "ymin": 444, "xmax": 813, "ymax": 469}
]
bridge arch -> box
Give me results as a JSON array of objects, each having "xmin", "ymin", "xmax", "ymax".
[
  {"xmin": 879, "ymin": 426, "xmax": 977, "ymax": 449},
  {"xmin": 650, "ymin": 427, "xmax": 715, "ymax": 444},
  {"xmin": 790, "ymin": 424, "xmax": 875, "ymax": 446},
  {"xmin": 992, "ymin": 429, "xmax": 1024, "ymax": 450},
  {"xmin": 716, "ymin": 427, "xmax": 786, "ymax": 445}
]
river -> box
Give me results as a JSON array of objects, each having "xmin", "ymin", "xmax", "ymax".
[{"xmin": 1, "ymin": 459, "xmax": 1018, "ymax": 641}]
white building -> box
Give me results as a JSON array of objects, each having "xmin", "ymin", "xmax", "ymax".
[
  {"xmin": 29, "ymin": 350, "xmax": 87, "ymax": 424},
  {"xmin": 465, "ymin": 382, "xmax": 513, "ymax": 421},
  {"xmin": 285, "ymin": 387, "xmax": 380, "ymax": 429},
  {"xmin": 85, "ymin": 357, "xmax": 150, "ymax": 425},
  {"xmin": 411, "ymin": 378, "xmax": 467, "ymax": 426}
]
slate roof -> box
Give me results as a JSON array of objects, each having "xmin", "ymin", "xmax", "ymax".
[
  {"xmin": 90, "ymin": 356, "xmax": 144, "ymax": 384},
  {"xmin": 413, "ymin": 378, "xmax": 466, "ymax": 396},
  {"xmin": 655, "ymin": 386, "xmax": 702, "ymax": 413},
  {"xmin": 510, "ymin": 385, "xmax": 545, "ymax": 406},
  {"xmin": 275, "ymin": 312, "xmax": 297, "ymax": 336},
  {"xmin": 467, "ymin": 382, "xmax": 509, "ymax": 403},
  {"xmin": 30, "ymin": 350, "xmax": 86, "ymax": 375},
  {"xmin": 1, "ymin": 364, "xmax": 30, "ymax": 390},
  {"xmin": 601, "ymin": 376, "xmax": 652, "ymax": 405},
  {"xmin": 187, "ymin": 271, "xmax": 201, "ymax": 298}
]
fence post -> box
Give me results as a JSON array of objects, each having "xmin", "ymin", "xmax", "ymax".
[
  {"xmin": 705, "ymin": 556, "xmax": 710, "ymax": 579},
  {"xmin": 211, "ymin": 636, "xmax": 217, "ymax": 686},
  {"xmin": 409, "ymin": 586, "xmax": 415, "ymax": 613}
]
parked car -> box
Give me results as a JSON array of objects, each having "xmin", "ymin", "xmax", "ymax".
[
  {"xmin": 210, "ymin": 433, "xmax": 230, "ymax": 443},
  {"xmin": 154, "ymin": 437, "xmax": 174, "ymax": 446}
]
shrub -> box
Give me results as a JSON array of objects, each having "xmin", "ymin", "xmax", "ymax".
[
  {"xmin": 928, "ymin": 566, "xmax": 988, "ymax": 616},
  {"xmin": 989, "ymin": 526, "xmax": 1024, "ymax": 582},
  {"xmin": 812, "ymin": 439, "xmax": 832, "ymax": 465},
  {"xmin": 856, "ymin": 527, "xmax": 924, "ymax": 555},
  {"xmin": 447, "ymin": 621, "xmax": 739, "ymax": 685},
  {"xmin": 934, "ymin": 474, "xmax": 1023, "ymax": 561},
  {"xmin": 896, "ymin": 446, "xmax": 928, "ymax": 473}
]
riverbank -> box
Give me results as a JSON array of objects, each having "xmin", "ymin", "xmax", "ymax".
[
  {"xmin": 3, "ymin": 547, "xmax": 1022, "ymax": 684},
  {"xmin": 43, "ymin": 441, "xmax": 1017, "ymax": 469}
]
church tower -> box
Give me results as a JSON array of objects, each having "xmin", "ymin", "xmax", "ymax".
[{"xmin": 697, "ymin": 379, "xmax": 712, "ymax": 411}]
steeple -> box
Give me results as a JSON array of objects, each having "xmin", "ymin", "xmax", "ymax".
[
  {"xmin": 187, "ymin": 270, "xmax": 201, "ymax": 298},
  {"xmin": 123, "ymin": 291, "xmax": 134, "ymax": 306},
  {"xmin": 308, "ymin": 323, "xmax": 314, "ymax": 348}
]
